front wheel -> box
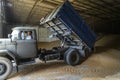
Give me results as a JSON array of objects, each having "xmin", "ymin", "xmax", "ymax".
[{"xmin": 0, "ymin": 57, "xmax": 13, "ymax": 80}]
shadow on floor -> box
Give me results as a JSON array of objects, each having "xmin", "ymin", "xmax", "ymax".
[{"xmin": 9, "ymin": 61, "xmax": 65, "ymax": 79}]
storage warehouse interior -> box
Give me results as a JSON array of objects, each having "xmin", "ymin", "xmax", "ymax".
[{"xmin": 0, "ymin": 0, "xmax": 120, "ymax": 80}]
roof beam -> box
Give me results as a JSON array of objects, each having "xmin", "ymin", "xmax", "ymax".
[
  {"xmin": 24, "ymin": 0, "xmax": 43, "ymax": 25},
  {"xmin": 76, "ymin": 0, "xmax": 117, "ymax": 18},
  {"xmin": 85, "ymin": 0, "xmax": 119, "ymax": 18}
]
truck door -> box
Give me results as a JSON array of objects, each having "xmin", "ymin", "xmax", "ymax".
[{"xmin": 16, "ymin": 30, "xmax": 37, "ymax": 59}]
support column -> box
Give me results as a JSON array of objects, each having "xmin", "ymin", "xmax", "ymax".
[{"xmin": 0, "ymin": 0, "xmax": 6, "ymax": 38}]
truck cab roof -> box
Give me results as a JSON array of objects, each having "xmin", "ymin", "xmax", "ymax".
[{"xmin": 12, "ymin": 27, "xmax": 36, "ymax": 31}]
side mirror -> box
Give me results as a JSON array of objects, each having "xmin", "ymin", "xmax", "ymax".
[{"xmin": 8, "ymin": 34, "xmax": 12, "ymax": 38}]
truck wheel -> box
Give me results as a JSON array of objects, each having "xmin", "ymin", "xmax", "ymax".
[
  {"xmin": 85, "ymin": 48, "xmax": 90, "ymax": 58},
  {"xmin": 65, "ymin": 49, "xmax": 80, "ymax": 66},
  {"xmin": 0, "ymin": 57, "xmax": 13, "ymax": 80}
]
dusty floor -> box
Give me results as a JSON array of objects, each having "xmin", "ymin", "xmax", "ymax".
[{"xmin": 8, "ymin": 35, "xmax": 120, "ymax": 80}]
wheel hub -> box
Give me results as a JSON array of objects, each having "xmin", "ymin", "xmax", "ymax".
[
  {"xmin": 0, "ymin": 63, "xmax": 6, "ymax": 75},
  {"xmin": 71, "ymin": 54, "xmax": 77, "ymax": 62}
]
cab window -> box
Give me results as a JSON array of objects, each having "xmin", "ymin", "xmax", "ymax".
[{"xmin": 20, "ymin": 31, "xmax": 34, "ymax": 40}]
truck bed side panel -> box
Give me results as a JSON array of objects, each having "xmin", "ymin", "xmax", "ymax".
[{"xmin": 57, "ymin": 1, "xmax": 96, "ymax": 48}]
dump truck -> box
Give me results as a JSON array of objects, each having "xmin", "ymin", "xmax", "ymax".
[{"xmin": 0, "ymin": 1, "xmax": 96, "ymax": 80}]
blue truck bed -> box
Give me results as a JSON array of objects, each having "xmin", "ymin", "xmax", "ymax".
[{"xmin": 41, "ymin": 1, "xmax": 96, "ymax": 49}]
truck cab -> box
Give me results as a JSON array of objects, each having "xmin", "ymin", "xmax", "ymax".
[
  {"xmin": 0, "ymin": 27, "xmax": 39, "ymax": 80},
  {"xmin": 10, "ymin": 27, "xmax": 38, "ymax": 59}
]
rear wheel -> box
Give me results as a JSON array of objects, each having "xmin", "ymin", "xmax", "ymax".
[
  {"xmin": 0, "ymin": 57, "xmax": 13, "ymax": 80},
  {"xmin": 85, "ymin": 48, "xmax": 90, "ymax": 58},
  {"xmin": 65, "ymin": 49, "xmax": 80, "ymax": 66}
]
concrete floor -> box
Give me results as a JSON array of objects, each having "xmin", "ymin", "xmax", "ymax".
[{"xmin": 8, "ymin": 35, "xmax": 120, "ymax": 80}]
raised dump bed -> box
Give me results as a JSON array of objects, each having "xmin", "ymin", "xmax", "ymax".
[
  {"xmin": 41, "ymin": 1, "xmax": 96, "ymax": 50},
  {"xmin": 40, "ymin": 1, "xmax": 96, "ymax": 66}
]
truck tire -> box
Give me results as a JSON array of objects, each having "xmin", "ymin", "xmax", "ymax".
[
  {"xmin": 85, "ymin": 48, "xmax": 90, "ymax": 58},
  {"xmin": 65, "ymin": 49, "xmax": 80, "ymax": 66},
  {"xmin": 0, "ymin": 57, "xmax": 13, "ymax": 80}
]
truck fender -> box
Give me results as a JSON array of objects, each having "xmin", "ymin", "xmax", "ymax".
[
  {"xmin": 64, "ymin": 47, "xmax": 86, "ymax": 58},
  {"xmin": 77, "ymin": 49, "xmax": 85, "ymax": 57},
  {"xmin": 0, "ymin": 49, "xmax": 18, "ymax": 65}
]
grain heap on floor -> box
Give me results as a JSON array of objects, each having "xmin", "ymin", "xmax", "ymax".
[{"xmin": 8, "ymin": 35, "xmax": 120, "ymax": 80}]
